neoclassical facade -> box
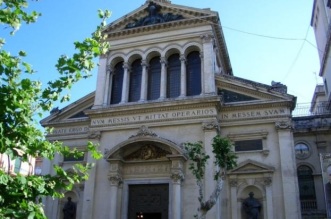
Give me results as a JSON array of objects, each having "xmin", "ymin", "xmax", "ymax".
[{"xmin": 41, "ymin": 1, "xmax": 302, "ymax": 218}]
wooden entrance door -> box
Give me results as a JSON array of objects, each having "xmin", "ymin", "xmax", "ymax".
[{"xmin": 128, "ymin": 184, "xmax": 169, "ymax": 219}]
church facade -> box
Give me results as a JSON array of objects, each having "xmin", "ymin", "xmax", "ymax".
[{"xmin": 41, "ymin": 1, "xmax": 303, "ymax": 218}]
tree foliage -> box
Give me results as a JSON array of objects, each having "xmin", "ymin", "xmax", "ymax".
[
  {"xmin": 184, "ymin": 135, "xmax": 237, "ymax": 219},
  {"xmin": 0, "ymin": 1, "xmax": 110, "ymax": 218}
]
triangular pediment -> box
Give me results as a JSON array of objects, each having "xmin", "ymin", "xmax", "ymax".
[
  {"xmin": 216, "ymin": 74, "xmax": 296, "ymax": 108},
  {"xmin": 228, "ymin": 159, "xmax": 274, "ymax": 175},
  {"xmin": 40, "ymin": 92, "xmax": 95, "ymax": 126},
  {"xmin": 104, "ymin": 1, "xmax": 218, "ymax": 34}
]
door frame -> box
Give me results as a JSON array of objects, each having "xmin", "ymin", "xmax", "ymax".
[{"xmin": 121, "ymin": 179, "xmax": 173, "ymax": 219}]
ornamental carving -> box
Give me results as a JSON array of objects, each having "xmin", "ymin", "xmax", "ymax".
[
  {"xmin": 263, "ymin": 177, "xmax": 272, "ymax": 186},
  {"xmin": 171, "ymin": 170, "xmax": 184, "ymax": 184},
  {"xmin": 229, "ymin": 179, "xmax": 238, "ymax": 187},
  {"xmin": 129, "ymin": 125, "xmax": 158, "ymax": 138},
  {"xmin": 125, "ymin": 2, "xmax": 184, "ymax": 29},
  {"xmin": 202, "ymin": 120, "xmax": 219, "ymax": 131},
  {"xmin": 124, "ymin": 145, "xmax": 170, "ymax": 161},
  {"xmin": 88, "ymin": 131, "xmax": 101, "ymax": 139},
  {"xmin": 275, "ymin": 120, "xmax": 292, "ymax": 130},
  {"xmin": 108, "ymin": 173, "xmax": 122, "ymax": 186}
]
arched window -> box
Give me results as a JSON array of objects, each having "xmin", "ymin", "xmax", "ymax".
[
  {"xmin": 297, "ymin": 165, "xmax": 317, "ymax": 210},
  {"xmin": 147, "ymin": 57, "xmax": 161, "ymax": 100},
  {"xmin": 167, "ymin": 54, "xmax": 181, "ymax": 98},
  {"xmin": 110, "ymin": 61, "xmax": 124, "ymax": 104},
  {"xmin": 129, "ymin": 59, "xmax": 142, "ymax": 102},
  {"xmin": 186, "ymin": 51, "xmax": 201, "ymax": 96}
]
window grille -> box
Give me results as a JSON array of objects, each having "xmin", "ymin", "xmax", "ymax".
[
  {"xmin": 110, "ymin": 61, "xmax": 124, "ymax": 104},
  {"xmin": 129, "ymin": 59, "xmax": 142, "ymax": 102},
  {"xmin": 167, "ymin": 54, "xmax": 181, "ymax": 98},
  {"xmin": 147, "ymin": 57, "xmax": 161, "ymax": 100},
  {"xmin": 186, "ymin": 51, "xmax": 201, "ymax": 96}
]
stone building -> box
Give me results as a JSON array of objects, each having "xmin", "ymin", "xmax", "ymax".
[{"xmin": 41, "ymin": 1, "xmax": 303, "ymax": 218}]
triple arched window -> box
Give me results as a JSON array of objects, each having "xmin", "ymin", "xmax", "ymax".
[{"xmin": 109, "ymin": 51, "xmax": 201, "ymax": 104}]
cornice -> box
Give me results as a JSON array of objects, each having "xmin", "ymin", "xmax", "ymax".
[{"xmin": 220, "ymin": 100, "xmax": 294, "ymax": 112}]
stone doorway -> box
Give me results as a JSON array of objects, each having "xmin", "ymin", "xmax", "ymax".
[{"xmin": 128, "ymin": 184, "xmax": 169, "ymax": 219}]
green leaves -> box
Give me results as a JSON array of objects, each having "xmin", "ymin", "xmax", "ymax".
[{"xmin": 0, "ymin": 1, "xmax": 109, "ymax": 218}]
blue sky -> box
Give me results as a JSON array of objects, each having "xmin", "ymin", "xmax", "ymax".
[{"xmin": 1, "ymin": 0, "xmax": 320, "ymax": 110}]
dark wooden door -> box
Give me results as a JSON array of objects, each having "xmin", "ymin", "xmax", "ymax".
[{"xmin": 128, "ymin": 184, "xmax": 169, "ymax": 219}]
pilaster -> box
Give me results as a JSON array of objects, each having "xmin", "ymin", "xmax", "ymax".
[
  {"xmin": 180, "ymin": 54, "xmax": 186, "ymax": 97},
  {"xmin": 108, "ymin": 160, "xmax": 123, "ymax": 219},
  {"xmin": 201, "ymin": 34, "xmax": 216, "ymax": 95},
  {"xmin": 121, "ymin": 62, "xmax": 130, "ymax": 103},
  {"xmin": 140, "ymin": 60, "xmax": 148, "ymax": 102},
  {"xmin": 169, "ymin": 156, "xmax": 185, "ymax": 219},
  {"xmin": 93, "ymin": 56, "xmax": 107, "ymax": 108},
  {"xmin": 275, "ymin": 120, "xmax": 301, "ymax": 219}
]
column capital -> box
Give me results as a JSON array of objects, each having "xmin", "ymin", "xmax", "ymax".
[
  {"xmin": 106, "ymin": 65, "xmax": 113, "ymax": 74},
  {"xmin": 275, "ymin": 120, "xmax": 292, "ymax": 130},
  {"xmin": 123, "ymin": 62, "xmax": 131, "ymax": 70},
  {"xmin": 141, "ymin": 60, "xmax": 148, "ymax": 67},
  {"xmin": 180, "ymin": 54, "xmax": 186, "ymax": 62},
  {"xmin": 160, "ymin": 57, "xmax": 168, "ymax": 65}
]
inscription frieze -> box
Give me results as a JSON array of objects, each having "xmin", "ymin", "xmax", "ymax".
[
  {"xmin": 123, "ymin": 163, "xmax": 171, "ymax": 176},
  {"xmin": 51, "ymin": 126, "xmax": 89, "ymax": 135},
  {"xmin": 220, "ymin": 108, "xmax": 289, "ymax": 120},
  {"xmin": 91, "ymin": 108, "xmax": 216, "ymax": 127}
]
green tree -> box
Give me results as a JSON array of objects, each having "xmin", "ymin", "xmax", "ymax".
[
  {"xmin": 184, "ymin": 135, "xmax": 237, "ymax": 219},
  {"xmin": 0, "ymin": 1, "xmax": 110, "ymax": 218}
]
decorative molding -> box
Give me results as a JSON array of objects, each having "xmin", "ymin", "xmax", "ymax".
[
  {"xmin": 124, "ymin": 144, "xmax": 170, "ymax": 161},
  {"xmin": 202, "ymin": 120, "xmax": 219, "ymax": 131},
  {"xmin": 88, "ymin": 131, "xmax": 101, "ymax": 139},
  {"xmin": 201, "ymin": 34, "xmax": 214, "ymax": 44},
  {"xmin": 108, "ymin": 173, "xmax": 122, "ymax": 186},
  {"xmin": 263, "ymin": 177, "xmax": 272, "ymax": 186},
  {"xmin": 229, "ymin": 179, "xmax": 238, "ymax": 187},
  {"xmin": 180, "ymin": 54, "xmax": 186, "ymax": 62},
  {"xmin": 129, "ymin": 125, "xmax": 158, "ymax": 138},
  {"xmin": 275, "ymin": 120, "xmax": 292, "ymax": 130},
  {"xmin": 171, "ymin": 170, "xmax": 184, "ymax": 184}
]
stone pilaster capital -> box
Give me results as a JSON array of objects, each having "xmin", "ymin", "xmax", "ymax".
[
  {"xmin": 108, "ymin": 173, "xmax": 122, "ymax": 186},
  {"xmin": 202, "ymin": 120, "xmax": 219, "ymax": 132},
  {"xmin": 201, "ymin": 34, "xmax": 214, "ymax": 44},
  {"xmin": 171, "ymin": 169, "xmax": 184, "ymax": 184},
  {"xmin": 123, "ymin": 62, "xmax": 131, "ymax": 71},
  {"xmin": 229, "ymin": 179, "xmax": 238, "ymax": 187},
  {"xmin": 88, "ymin": 131, "xmax": 101, "ymax": 140},
  {"xmin": 275, "ymin": 120, "xmax": 292, "ymax": 130},
  {"xmin": 263, "ymin": 177, "xmax": 272, "ymax": 186}
]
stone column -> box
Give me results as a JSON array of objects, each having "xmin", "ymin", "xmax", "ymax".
[
  {"xmin": 180, "ymin": 54, "xmax": 186, "ymax": 97},
  {"xmin": 81, "ymin": 132, "xmax": 101, "ymax": 219},
  {"xmin": 200, "ymin": 52, "xmax": 205, "ymax": 96},
  {"xmin": 103, "ymin": 65, "xmax": 113, "ymax": 106},
  {"xmin": 108, "ymin": 161, "xmax": 123, "ymax": 219},
  {"xmin": 201, "ymin": 34, "xmax": 216, "ymax": 95},
  {"xmin": 169, "ymin": 156, "xmax": 185, "ymax": 219},
  {"xmin": 160, "ymin": 57, "xmax": 167, "ymax": 99},
  {"xmin": 140, "ymin": 60, "xmax": 148, "ymax": 102},
  {"xmin": 229, "ymin": 179, "xmax": 238, "ymax": 219},
  {"xmin": 93, "ymin": 55, "xmax": 107, "ymax": 108},
  {"xmin": 275, "ymin": 120, "xmax": 301, "ymax": 219},
  {"xmin": 121, "ymin": 62, "xmax": 130, "ymax": 103},
  {"xmin": 202, "ymin": 120, "xmax": 220, "ymax": 219}
]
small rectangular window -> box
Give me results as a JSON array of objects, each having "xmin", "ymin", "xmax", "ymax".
[{"xmin": 235, "ymin": 139, "xmax": 263, "ymax": 152}]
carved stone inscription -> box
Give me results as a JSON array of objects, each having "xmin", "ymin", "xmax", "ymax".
[
  {"xmin": 51, "ymin": 126, "xmax": 89, "ymax": 135},
  {"xmin": 123, "ymin": 163, "xmax": 171, "ymax": 176},
  {"xmin": 91, "ymin": 108, "xmax": 216, "ymax": 127},
  {"xmin": 221, "ymin": 108, "xmax": 288, "ymax": 120}
]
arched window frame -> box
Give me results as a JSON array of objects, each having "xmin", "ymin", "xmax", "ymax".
[{"xmin": 110, "ymin": 61, "xmax": 124, "ymax": 104}]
